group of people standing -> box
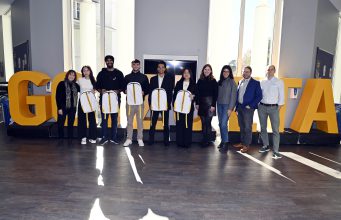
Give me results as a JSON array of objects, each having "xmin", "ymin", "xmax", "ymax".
[{"xmin": 55, "ymin": 55, "xmax": 284, "ymax": 159}]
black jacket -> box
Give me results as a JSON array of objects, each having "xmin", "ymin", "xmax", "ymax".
[
  {"xmin": 173, "ymin": 79, "xmax": 197, "ymax": 112},
  {"xmin": 124, "ymin": 71, "xmax": 150, "ymax": 97},
  {"xmin": 196, "ymin": 77, "xmax": 218, "ymax": 107},
  {"xmin": 56, "ymin": 81, "xmax": 80, "ymax": 110},
  {"xmin": 148, "ymin": 73, "xmax": 175, "ymax": 110}
]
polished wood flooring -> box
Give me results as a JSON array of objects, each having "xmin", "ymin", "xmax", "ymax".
[{"xmin": 0, "ymin": 125, "xmax": 340, "ymax": 220}]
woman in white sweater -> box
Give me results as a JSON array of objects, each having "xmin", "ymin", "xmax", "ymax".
[{"xmin": 77, "ymin": 66, "xmax": 98, "ymax": 144}]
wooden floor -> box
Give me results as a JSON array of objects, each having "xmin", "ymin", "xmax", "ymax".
[{"xmin": 0, "ymin": 125, "xmax": 341, "ymax": 220}]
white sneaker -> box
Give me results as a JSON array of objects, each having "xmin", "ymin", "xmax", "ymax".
[
  {"xmin": 88, "ymin": 139, "xmax": 96, "ymax": 144},
  {"xmin": 81, "ymin": 138, "xmax": 87, "ymax": 145},
  {"xmin": 138, "ymin": 139, "xmax": 144, "ymax": 147},
  {"xmin": 123, "ymin": 139, "xmax": 132, "ymax": 147}
]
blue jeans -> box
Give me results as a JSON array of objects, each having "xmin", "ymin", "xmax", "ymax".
[
  {"xmin": 217, "ymin": 104, "xmax": 230, "ymax": 143},
  {"xmin": 101, "ymin": 113, "xmax": 118, "ymax": 140}
]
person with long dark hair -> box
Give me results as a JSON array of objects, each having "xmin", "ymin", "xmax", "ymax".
[
  {"xmin": 217, "ymin": 65, "xmax": 237, "ymax": 150},
  {"xmin": 77, "ymin": 66, "xmax": 97, "ymax": 145},
  {"xmin": 196, "ymin": 64, "xmax": 218, "ymax": 147},
  {"xmin": 56, "ymin": 70, "xmax": 80, "ymax": 139},
  {"xmin": 173, "ymin": 68, "xmax": 197, "ymax": 148}
]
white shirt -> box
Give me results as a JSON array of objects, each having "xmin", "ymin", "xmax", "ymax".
[
  {"xmin": 77, "ymin": 77, "xmax": 93, "ymax": 94},
  {"xmin": 158, "ymin": 75, "xmax": 164, "ymax": 88},
  {"xmin": 183, "ymin": 81, "xmax": 190, "ymax": 90},
  {"xmin": 238, "ymin": 78, "xmax": 250, "ymax": 104},
  {"xmin": 260, "ymin": 76, "xmax": 285, "ymax": 105}
]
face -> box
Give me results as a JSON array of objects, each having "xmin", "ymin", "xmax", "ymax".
[
  {"xmin": 183, "ymin": 69, "xmax": 191, "ymax": 80},
  {"xmin": 132, "ymin": 62, "xmax": 140, "ymax": 72},
  {"xmin": 82, "ymin": 67, "xmax": 91, "ymax": 78},
  {"xmin": 105, "ymin": 59, "xmax": 114, "ymax": 69},
  {"xmin": 157, "ymin": 64, "xmax": 166, "ymax": 75},
  {"xmin": 203, "ymin": 66, "xmax": 212, "ymax": 77},
  {"xmin": 267, "ymin": 65, "xmax": 276, "ymax": 77},
  {"xmin": 68, "ymin": 72, "xmax": 76, "ymax": 82},
  {"xmin": 242, "ymin": 67, "xmax": 252, "ymax": 79},
  {"xmin": 223, "ymin": 68, "xmax": 230, "ymax": 79}
]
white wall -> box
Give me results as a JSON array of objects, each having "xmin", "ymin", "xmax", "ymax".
[
  {"xmin": 135, "ymin": 0, "xmax": 209, "ymax": 78},
  {"xmin": 279, "ymin": 0, "xmax": 319, "ymax": 127}
]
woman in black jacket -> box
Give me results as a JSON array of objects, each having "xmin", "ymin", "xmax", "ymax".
[
  {"xmin": 196, "ymin": 64, "xmax": 218, "ymax": 147},
  {"xmin": 173, "ymin": 68, "xmax": 197, "ymax": 148},
  {"xmin": 56, "ymin": 70, "xmax": 80, "ymax": 138}
]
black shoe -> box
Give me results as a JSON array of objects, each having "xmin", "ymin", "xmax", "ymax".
[
  {"xmin": 110, "ymin": 139, "xmax": 119, "ymax": 145},
  {"xmin": 99, "ymin": 138, "xmax": 108, "ymax": 145},
  {"xmin": 217, "ymin": 142, "xmax": 223, "ymax": 148},
  {"xmin": 222, "ymin": 142, "xmax": 229, "ymax": 150}
]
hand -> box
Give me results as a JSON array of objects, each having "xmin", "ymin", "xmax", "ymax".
[
  {"xmin": 210, "ymin": 106, "xmax": 215, "ymax": 112},
  {"xmin": 101, "ymin": 89, "xmax": 106, "ymax": 94},
  {"xmin": 114, "ymin": 90, "xmax": 119, "ymax": 94},
  {"xmin": 278, "ymin": 105, "xmax": 283, "ymax": 110},
  {"xmin": 227, "ymin": 109, "xmax": 232, "ymax": 117},
  {"xmin": 58, "ymin": 109, "xmax": 63, "ymax": 115},
  {"xmin": 245, "ymin": 105, "xmax": 251, "ymax": 109},
  {"xmin": 142, "ymin": 91, "xmax": 144, "ymax": 96},
  {"xmin": 196, "ymin": 105, "xmax": 199, "ymax": 110},
  {"xmin": 189, "ymin": 94, "xmax": 194, "ymax": 101},
  {"xmin": 92, "ymin": 89, "xmax": 96, "ymax": 94}
]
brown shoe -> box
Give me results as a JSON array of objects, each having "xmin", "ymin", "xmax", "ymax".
[
  {"xmin": 241, "ymin": 146, "xmax": 249, "ymax": 153},
  {"xmin": 233, "ymin": 143, "xmax": 244, "ymax": 148}
]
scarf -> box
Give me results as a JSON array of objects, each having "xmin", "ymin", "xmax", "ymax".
[{"xmin": 65, "ymin": 80, "xmax": 78, "ymax": 109}]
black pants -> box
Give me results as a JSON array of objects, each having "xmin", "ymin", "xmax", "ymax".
[
  {"xmin": 77, "ymin": 104, "xmax": 97, "ymax": 140},
  {"xmin": 200, "ymin": 116, "xmax": 213, "ymax": 143},
  {"xmin": 57, "ymin": 108, "xmax": 76, "ymax": 138},
  {"xmin": 176, "ymin": 111, "xmax": 193, "ymax": 147},
  {"xmin": 149, "ymin": 110, "xmax": 169, "ymax": 143}
]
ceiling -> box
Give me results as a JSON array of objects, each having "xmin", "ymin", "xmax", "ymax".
[{"xmin": 0, "ymin": 0, "xmax": 15, "ymax": 15}]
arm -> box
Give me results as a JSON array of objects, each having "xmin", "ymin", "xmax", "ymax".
[
  {"xmin": 56, "ymin": 82, "xmax": 64, "ymax": 112},
  {"xmin": 278, "ymin": 79, "xmax": 285, "ymax": 107},
  {"xmin": 229, "ymin": 80, "xmax": 237, "ymax": 110},
  {"xmin": 211, "ymin": 80, "xmax": 218, "ymax": 108},
  {"xmin": 250, "ymin": 81, "xmax": 263, "ymax": 109}
]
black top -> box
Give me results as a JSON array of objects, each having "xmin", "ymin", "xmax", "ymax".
[
  {"xmin": 196, "ymin": 77, "xmax": 218, "ymax": 107},
  {"xmin": 124, "ymin": 71, "xmax": 150, "ymax": 97},
  {"xmin": 148, "ymin": 73, "xmax": 175, "ymax": 110},
  {"xmin": 96, "ymin": 68, "xmax": 125, "ymax": 102},
  {"xmin": 173, "ymin": 79, "xmax": 197, "ymax": 109},
  {"xmin": 56, "ymin": 81, "xmax": 80, "ymax": 110}
]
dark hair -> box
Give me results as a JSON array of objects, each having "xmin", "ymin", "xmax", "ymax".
[
  {"xmin": 64, "ymin": 69, "xmax": 77, "ymax": 82},
  {"xmin": 81, "ymin": 65, "xmax": 96, "ymax": 88},
  {"xmin": 218, "ymin": 65, "xmax": 234, "ymax": 86},
  {"xmin": 180, "ymin": 68, "xmax": 194, "ymax": 83},
  {"xmin": 132, "ymin": 59, "xmax": 140, "ymax": 64},
  {"xmin": 199, "ymin": 64, "xmax": 214, "ymax": 80},
  {"xmin": 157, "ymin": 60, "xmax": 167, "ymax": 73},
  {"xmin": 105, "ymin": 55, "xmax": 114, "ymax": 62},
  {"xmin": 244, "ymin": 66, "xmax": 252, "ymax": 73}
]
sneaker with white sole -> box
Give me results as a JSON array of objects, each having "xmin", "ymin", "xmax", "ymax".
[
  {"xmin": 123, "ymin": 139, "xmax": 132, "ymax": 147},
  {"xmin": 272, "ymin": 152, "xmax": 282, "ymax": 159},
  {"xmin": 259, "ymin": 145, "xmax": 270, "ymax": 153},
  {"xmin": 88, "ymin": 139, "xmax": 97, "ymax": 144},
  {"xmin": 99, "ymin": 138, "xmax": 108, "ymax": 145},
  {"xmin": 81, "ymin": 138, "xmax": 87, "ymax": 145},
  {"xmin": 138, "ymin": 139, "xmax": 144, "ymax": 147}
]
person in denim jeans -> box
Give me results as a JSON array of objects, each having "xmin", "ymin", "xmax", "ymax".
[{"xmin": 216, "ymin": 65, "xmax": 237, "ymax": 150}]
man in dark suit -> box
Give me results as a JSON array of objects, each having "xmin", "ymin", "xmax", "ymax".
[
  {"xmin": 148, "ymin": 60, "xmax": 175, "ymax": 146},
  {"xmin": 234, "ymin": 66, "xmax": 262, "ymax": 153}
]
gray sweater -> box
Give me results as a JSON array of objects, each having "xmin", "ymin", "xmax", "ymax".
[{"xmin": 217, "ymin": 78, "xmax": 237, "ymax": 110}]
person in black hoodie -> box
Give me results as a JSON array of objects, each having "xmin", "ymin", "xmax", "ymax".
[
  {"xmin": 96, "ymin": 55, "xmax": 125, "ymax": 145},
  {"xmin": 148, "ymin": 60, "xmax": 175, "ymax": 146},
  {"xmin": 173, "ymin": 68, "xmax": 197, "ymax": 148},
  {"xmin": 56, "ymin": 69, "xmax": 80, "ymax": 139},
  {"xmin": 196, "ymin": 64, "xmax": 218, "ymax": 147},
  {"xmin": 123, "ymin": 59, "xmax": 150, "ymax": 147}
]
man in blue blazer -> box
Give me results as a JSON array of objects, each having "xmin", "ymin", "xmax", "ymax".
[{"xmin": 234, "ymin": 66, "xmax": 262, "ymax": 153}]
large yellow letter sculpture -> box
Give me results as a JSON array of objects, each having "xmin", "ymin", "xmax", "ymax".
[
  {"xmin": 290, "ymin": 79, "xmax": 338, "ymax": 133},
  {"xmin": 8, "ymin": 71, "xmax": 52, "ymax": 125}
]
